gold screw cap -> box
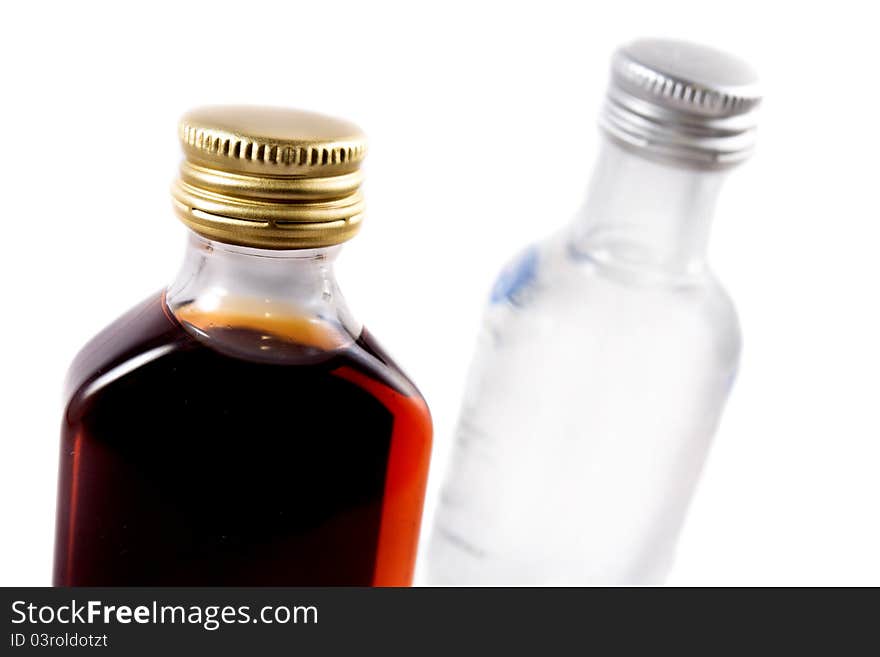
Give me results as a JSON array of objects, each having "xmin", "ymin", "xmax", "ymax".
[{"xmin": 171, "ymin": 106, "xmax": 367, "ymax": 249}]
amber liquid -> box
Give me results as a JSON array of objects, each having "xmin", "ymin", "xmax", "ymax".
[{"xmin": 53, "ymin": 294, "xmax": 432, "ymax": 586}]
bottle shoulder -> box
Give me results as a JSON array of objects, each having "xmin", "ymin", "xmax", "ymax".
[
  {"xmin": 351, "ymin": 329, "xmax": 429, "ymax": 404},
  {"xmin": 63, "ymin": 293, "xmax": 429, "ymax": 429},
  {"xmin": 495, "ymin": 237, "xmax": 738, "ymax": 318},
  {"xmin": 482, "ymin": 239, "xmax": 741, "ymax": 365},
  {"xmin": 64, "ymin": 293, "xmax": 183, "ymax": 405}
]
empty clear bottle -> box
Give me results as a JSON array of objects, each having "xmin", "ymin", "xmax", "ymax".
[{"xmin": 428, "ymin": 39, "xmax": 761, "ymax": 585}]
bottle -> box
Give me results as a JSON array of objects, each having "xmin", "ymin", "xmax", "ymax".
[
  {"xmin": 53, "ymin": 106, "xmax": 433, "ymax": 586},
  {"xmin": 428, "ymin": 39, "xmax": 761, "ymax": 585}
]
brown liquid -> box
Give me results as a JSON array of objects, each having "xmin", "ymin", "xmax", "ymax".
[{"xmin": 53, "ymin": 293, "xmax": 432, "ymax": 586}]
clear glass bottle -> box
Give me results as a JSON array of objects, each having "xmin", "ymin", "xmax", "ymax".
[
  {"xmin": 428, "ymin": 39, "xmax": 761, "ymax": 585},
  {"xmin": 53, "ymin": 107, "xmax": 433, "ymax": 586}
]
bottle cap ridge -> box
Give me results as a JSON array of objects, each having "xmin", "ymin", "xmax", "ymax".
[
  {"xmin": 171, "ymin": 106, "xmax": 367, "ymax": 249},
  {"xmin": 600, "ymin": 39, "xmax": 761, "ymax": 169}
]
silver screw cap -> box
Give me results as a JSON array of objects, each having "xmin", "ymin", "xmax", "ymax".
[{"xmin": 600, "ymin": 38, "xmax": 761, "ymax": 169}]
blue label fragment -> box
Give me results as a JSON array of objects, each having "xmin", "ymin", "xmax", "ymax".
[{"xmin": 490, "ymin": 246, "xmax": 538, "ymax": 306}]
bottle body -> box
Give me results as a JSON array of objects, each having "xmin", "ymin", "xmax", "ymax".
[
  {"xmin": 428, "ymin": 142, "xmax": 740, "ymax": 585},
  {"xmin": 54, "ymin": 237, "xmax": 432, "ymax": 585}
]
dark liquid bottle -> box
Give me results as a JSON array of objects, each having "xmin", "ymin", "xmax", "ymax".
[{"xmin": 53, "ymin": 106, "xmax": 433, "ymax": 585}]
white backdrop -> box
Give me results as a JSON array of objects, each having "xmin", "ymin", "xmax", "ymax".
[{"xmin": 2, "ymin": 0, "xmax": 878, "ymax": 586}]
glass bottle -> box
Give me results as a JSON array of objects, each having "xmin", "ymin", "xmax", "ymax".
[
  {"xmin": 53, "ymin": 106, "xmax": 433, "ymax": 586},
  {"xmin": 427, "ymin": 39, "xmax": 761, "ymax": 585}
]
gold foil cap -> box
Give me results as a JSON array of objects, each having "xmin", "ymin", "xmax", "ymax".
[{"xmin": 171, "ymin": 106, "xmax": 367, "ymax": 249}]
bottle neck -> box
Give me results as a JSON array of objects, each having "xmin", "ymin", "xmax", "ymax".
[
  {"xmin": 569, "ymin": 140, "xmax": 727, "ymax": 274},
  {"xmin": 166, "ymin": 232, "xmax": 360, "ymax": 350}
]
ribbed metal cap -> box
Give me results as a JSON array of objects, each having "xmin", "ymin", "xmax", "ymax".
[
  {"xmin": 171, "ymin": 106, "xmax": 367, "ymax": 250},
  {"xmin": 600, "ymin": 38, "xmax": 761, "ymax": 169}
]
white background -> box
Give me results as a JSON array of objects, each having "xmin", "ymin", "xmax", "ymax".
[{"xmin": 2, "ymin": 0, "xmax": 878, "ymax": 586}]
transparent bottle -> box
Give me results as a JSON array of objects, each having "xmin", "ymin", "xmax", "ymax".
[
  {"xmin": 54, "ymin": 107, "xmax": 432, "ymax": 586},
  {"xmin": 428, "ymin": 39, "xmax": 761, "ymax": 585}
]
